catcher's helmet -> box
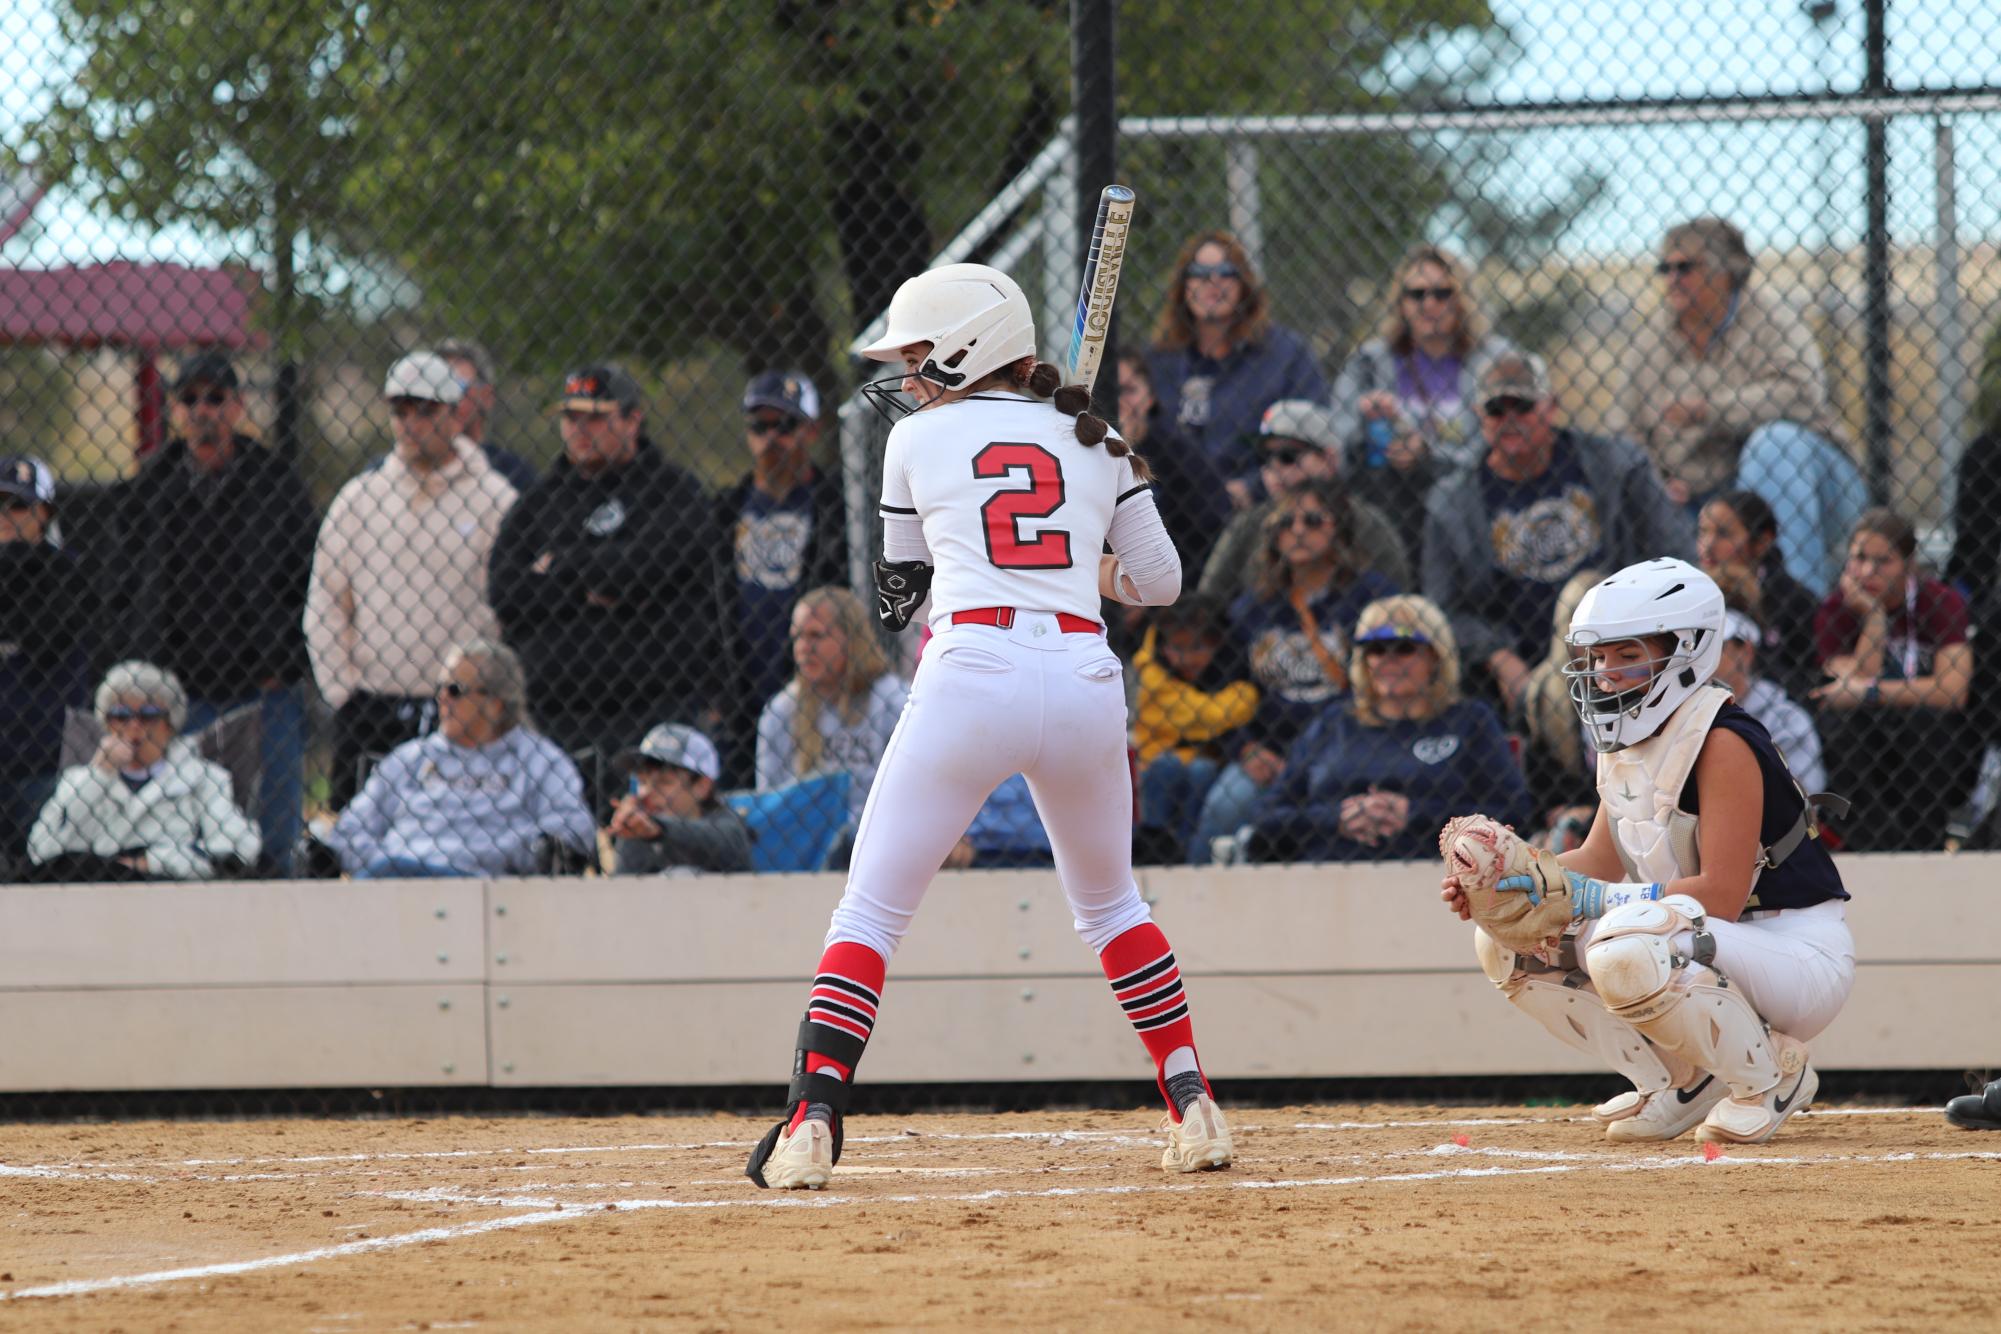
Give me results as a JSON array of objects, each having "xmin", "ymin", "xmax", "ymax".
[
  {"xmin": 1561, "ymin": 557, "xmax": 1725, "ymax": 753},
  {"xmin": 861, "ymin": 263, "xmax": 1037, "ymax": 396}
]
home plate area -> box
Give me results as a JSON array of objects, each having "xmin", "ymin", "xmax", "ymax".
[{"xmin": 3, "ymin": 1103, "xmax": 1999, "ymax": 1331}]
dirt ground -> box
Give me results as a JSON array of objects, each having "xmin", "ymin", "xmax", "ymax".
[{"xmin": 3, "ymin": 1100, "xmax": 1998, "ymax": 1332}]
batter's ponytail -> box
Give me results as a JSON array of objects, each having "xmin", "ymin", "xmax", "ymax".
[{"xmin": 1021, "ymin": 360, "xmax": 1153, "ymax": 482}]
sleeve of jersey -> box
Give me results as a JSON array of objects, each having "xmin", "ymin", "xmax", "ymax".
[
  {"xmin": 878, "ymin": 426, "xmax": 931, "ymax": 564},
  {"xmin": 1105, "ymin": 475, "xmax": 1181, "ymax": 606}
]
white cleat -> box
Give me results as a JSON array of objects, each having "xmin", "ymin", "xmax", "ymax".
[
  {"xmin": 1599, "ymin": 1075, "xmax": 1730, "ymax": 1142},
  {"xmin": 762, "ymin": 1119, "xmax": 835, "ymax": 1189},
  {"xmin": 1698, "ymin": 1038, "xmax": 1818, "ymax": 1145},
  {"xmin": 1162, "ymin": 1095, "xmax": 1233, "ymax": 1173}
]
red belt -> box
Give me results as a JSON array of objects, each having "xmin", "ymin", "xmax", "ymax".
[{"xmin": 952, "ymin": 606, "xmax": 1103, "ymax": 635}]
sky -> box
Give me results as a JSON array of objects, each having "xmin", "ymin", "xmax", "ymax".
[{"xmin": 2, "ymin": 1, "xmax": 1998, "ymax": 273}]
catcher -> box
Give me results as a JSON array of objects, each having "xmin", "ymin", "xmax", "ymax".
[{"xmin": 1440, "ymin": 558, "xmax": 1853, "ymax": 1145}]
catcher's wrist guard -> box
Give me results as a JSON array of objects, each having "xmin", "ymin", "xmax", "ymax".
[
  {"xmin": 1560, "ymin": 875, "xmax": 1664, "ymax": 920},
  {"xmin": 874, "ymin": 558, "xmax": 932, "ymax": 632}
]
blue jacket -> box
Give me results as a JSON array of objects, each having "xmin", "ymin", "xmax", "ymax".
[
  {"xmin": 1146, "ymin": 325, "xmax": 1327, "ymax": 488},
  {"xmin": 1251, "ymin": 697, "xmax": 1530, "ymax": 862}
]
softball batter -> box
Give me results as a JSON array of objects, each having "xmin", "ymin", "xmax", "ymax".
[
  {"xmin": 1442, "ymin": 557, "xmax": 1854, "ymax": 1144},
  {"xmin": 746, "ymin": 263, "xmax": 1231, "ymax": 1189}
]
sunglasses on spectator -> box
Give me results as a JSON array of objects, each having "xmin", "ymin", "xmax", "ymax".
[
  {"xmin": 1284, "ymin": 510, "xmax": 1331, "ymax": 531},
  {"xmin": 1361, "ymin": 640, "xmax": 1426, "ymax": 658},
  {"xmin": 391, "ymin": 398, "xmax": 449, "ymax": 418},
  {"xmin": 105, "ymin": 705, "xmax": 169, "ymax": 722},
  {"xmin": 1402, "ymin": 286, "xmax": 1456, "ymax": 303},
  {"xmin": 178, "ymin": 389, "xmax": 228, "ymax": 407},
  {"xmin": 1655, "ymin": 259, "xmax": 1702, "ymax": 277},
  {"xmin": 1262, "ymin": 445, "xmax": 1311, "ymax": 466},
  {"xmin": 1184, "ymin": 261, "xmax": 1240, "ymax": 282},
  {"xmin": 438, "ymin": 681, "xmax": 487, "ymax": 698},
  {"xmin": 747, "ymin": 415, "xmax": 802, "ymax": 436},
  {"xmin": 1482, "ymin": 396, "xmax": 1539, "ymax": 419}
]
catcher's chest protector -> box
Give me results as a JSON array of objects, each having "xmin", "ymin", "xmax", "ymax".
[{"xmin": 1597, "ymin": 684, "xmax": 1732, "ymax": 885}]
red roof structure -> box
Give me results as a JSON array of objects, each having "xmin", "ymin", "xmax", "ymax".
[{"xmin": 0, "ymin": 260, "xmax": 258, "ymax": 349}]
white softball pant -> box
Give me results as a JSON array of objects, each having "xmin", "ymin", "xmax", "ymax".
[
  {"xmin": 1575, "ymin": 897, "xmax": 1856, "ymax": 1039},
  {"xmin": 826, "ymin": 612, "xmax": 1154, "ymax": 960}
]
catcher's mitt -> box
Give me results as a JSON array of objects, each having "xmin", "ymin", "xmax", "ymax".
[{"xmin": 1439, "ymin": 814, "xmax": 1575, "ymax": 954}]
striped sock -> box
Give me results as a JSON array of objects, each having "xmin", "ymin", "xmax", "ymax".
[
  {"xmin": 786, "ymin": 941, "xmax": 886, "ymax": 1134},
  {"xmin": 1099, "ymin": 922, "xmax": 1207, "ymax": 1120}
]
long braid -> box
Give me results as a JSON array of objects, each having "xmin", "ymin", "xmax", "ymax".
[{"xmin": 1018, "ymin": 361, "xmax": 1155, "ymax": 482}]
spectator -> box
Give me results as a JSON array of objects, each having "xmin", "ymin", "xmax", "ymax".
[
  {"xmin": 1231, "ymin": 477, "xmax": 1398, "ymax": 747},
  {"xmin": 716, "ymin": 371, "xmax": 849, "ymax": 784},
  {"xmin": 435, "ymin": 336, "xmax": 540, "ymax": 493},
  {"xmin": 944, "ymin": 774, "xmax": 1056, "ymax": 871},
  {"xmin": 607, "ymin": 722, "xmax": 752, "ymax": 875},
  {"xmin": 756, "ymin": 587, "xmax": 908, "ymax": 836},
  {"xmin": 309, "ymin": 352, "xmax": 518, "ymax": 809},
  {"xmin": 1116, "ymin": 351, "xmax": 1229, "ymax": 577},
  {"xmin": 327, "ymin": 640, "xmax": 594, "ymax": 878},
  {"xmin": 489, "ymin": 363, "xmax": 726, "ymax": 807},
  {"xmin": 1145, "ymin": 230, "xmax": 1326, "ymax": 516},
  {"xmin": 0, "ymin": 457, "xmax": 91, "ymax": 862},
  {"xmin": 1200, "ymin": 400, "xmax": 1410, "ymax": 603},
  {"xmin": 1614, "ymin": 216, "xmax": 1865, "ymax": 597},
  {"xmin": 1716, "ymin": 605, "xmax": 1826, "ymax": 796},
  {"xmin": 1514, "ymin": 568, "xmax": 1603, "ymax": 844},
  {"xmin": 1330, "ymin": 244, "xmax": 1519, "ymax": 558},
  {"xmin": 1424, "ymin": 351, "xmax": 1692, "ymax": 713},
  {"xmin": 1131, "ymin": 595, "xmax": 1258, "ymax": 863},
  {"xmin": 28, "ymin": 660, "xmax": 260, "ymax": 881},
  {"xmin": 1810, "ymin": 508, "xmax": 1978, "ymax": 851},
  {"xmin": 111, "ymin": 350, "xmax": 314, "ymax": 871},
  {"xmin": 1244, "ymin": 594, "xmax": 1529, "ymax": 863},
  {"xmin": 1696, "ymin": 489, "xmax": 1821, "ymax": 701}
]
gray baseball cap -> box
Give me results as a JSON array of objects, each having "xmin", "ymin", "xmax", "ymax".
[
  {"xmin": 1258, "ymin": 400, "xmax": 1340, "ymax": 454},
  {"xmin": 614, "ymin": 722, "xmax": 721, "ymax": 782}
]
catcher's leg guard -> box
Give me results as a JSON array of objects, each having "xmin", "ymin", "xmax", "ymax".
[
  {"xmin": 1583, "ymin": 897, "xmax": 1814, "ymax": 1144},
  {"xmin": 745, "ymin": 1019, "xmax": 868, "ymax": 1190},
  {"xmin": 1475, "ymin": 927, "xmax": 1695, "ymax": 1128}
]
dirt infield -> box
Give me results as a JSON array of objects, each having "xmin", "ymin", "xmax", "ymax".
[{"xmin": 4, "ymin": 1101, "xmax": 1998, "ymax": 1331}]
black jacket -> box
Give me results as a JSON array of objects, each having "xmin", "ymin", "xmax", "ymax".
[
  {"xmin": 489, "ymin": 437, "xmax": 727, "ymax": 715},
  {"xmin": 0, "ymin": 542, "xmax": 93, "ymax": 780},
  {"xmin": 109, "ymin": 436, "xmax": 316, "ymax": 700}
]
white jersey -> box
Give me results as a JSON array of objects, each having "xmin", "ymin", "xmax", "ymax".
[{"xmin": 879, "ymin": 392, "xmax": 1150, "ymax": 625}]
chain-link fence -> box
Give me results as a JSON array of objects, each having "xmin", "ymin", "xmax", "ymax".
[{"xmin": 4, "ymin": 2, "xmax": 2000, "ymax": 884}]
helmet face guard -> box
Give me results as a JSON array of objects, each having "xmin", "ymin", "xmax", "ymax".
[{"xmin": 1560, "ymin": 557, "xmax": 1726, "ymax": 753}]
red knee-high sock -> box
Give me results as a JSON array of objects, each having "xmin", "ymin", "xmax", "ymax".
[
  {"xmin": 1099, "ymin": 922, "xmax": 1207, "ymax": 1119},
  {"xmin": 786, "ymin": 941, "xmax": 887, "ymax": 1132}
]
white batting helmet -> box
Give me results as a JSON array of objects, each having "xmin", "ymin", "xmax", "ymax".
[
  {"xmin": 1561, "ymin": 557, "xmax": 1725, "ymax": 753},
  {"xmin": 860, "ymin": 263, "xmax": 1037, "ymax": 391}
]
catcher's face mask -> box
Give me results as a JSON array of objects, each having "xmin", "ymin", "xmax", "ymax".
[{"xmin": 1562, "ymin": 633, "xmax": 1693, "ymax": 752}]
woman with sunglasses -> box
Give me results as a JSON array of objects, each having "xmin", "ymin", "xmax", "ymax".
[
  {"xmin": 1330, "ymin": 245, "xmax": 1517, "ymax": 522},
  {"xmin": 1145, "ymin": 231, "xmax": 1325, "ymax": 536},
  {"xmin": 326, "ymin": 640, "xmax": 595, "ymax": 878},
  {"xmin": 27, "ymin": 660, "xmax": 261, "ymax": 881},
  {"xmin": 1243, "ymin": 595, "xmax": 1526, "ymax": 863}
]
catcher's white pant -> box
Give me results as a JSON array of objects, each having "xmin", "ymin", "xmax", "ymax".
[
  {"xmin": 825, "ymin": 613, "xmax": 1154, "ymax": 961},
  {"xmin": 1574, "ymin": 898, "xmax": 1855, "ymax": 1040}
]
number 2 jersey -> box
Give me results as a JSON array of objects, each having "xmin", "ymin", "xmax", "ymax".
[{"xmin": 878, "ymin": 391, "xmax": 1176, "ymax": 625}]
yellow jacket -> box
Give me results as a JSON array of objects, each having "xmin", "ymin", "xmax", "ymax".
[{"xmin": 1131, "ymin": 627, "xmax": 1260, "ymax": 766}]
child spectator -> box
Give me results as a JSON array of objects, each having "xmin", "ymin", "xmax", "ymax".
[
  {"xmin": 607, "ymin": 723, "xmax": 752, "ymax": 875},
  {"xmin": 1132, "ymin": 595, "xmax": 1258, "ymax": 863},
  {"xmin": 1716, "ymin": 606, "xmax": 1825, "ymax": 796}
]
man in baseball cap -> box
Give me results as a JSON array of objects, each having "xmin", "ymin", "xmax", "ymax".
[
  {"xmin": 382, "ymin": 350, "xmax": 468, "ymax": 475},
  {"xmin": 1198, "ymin": 399, "xmax": 1412, "ymax": 601},
  {"xmin": 606, "ymin": 722, "xmax": 751, "ymax": 874},
  {"xmin": 554, "ymin": 363, "xmax": 642, "ymax": 416},
  {"xmin": 1, "ymin": 454, "xmax": 90, "ymax": 859},
  {"xmin": 717, "ymin": 370, "xmax": 848, "ymax": 786}
]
